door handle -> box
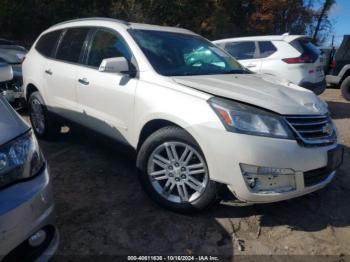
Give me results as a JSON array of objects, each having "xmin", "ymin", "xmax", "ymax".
[
  {"xmin": 78, "ymin": 78, "xmax": 89, "ymax": 86},
  {"xmin": 45, "ymin": 69, "xmax": 53, "ymax": 75},
  {"xmin": 246, "ymin": 64, "xmax": 257, "ymax": 68}
]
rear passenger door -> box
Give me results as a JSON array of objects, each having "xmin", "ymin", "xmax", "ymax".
[
  {"xmin": 256, "ymin": 41, "xmax": 278, "ymax": 75},
  {"xmin": 76, "ymin": 28, "xmax": 137, "ymax": 143},
  {"xmin": 45, "ymin": 27, "xmax": 89, "ymax": 119},
  {"xmin": 224, "ymin": 41, "xmax": 261, "ymax": 72}
]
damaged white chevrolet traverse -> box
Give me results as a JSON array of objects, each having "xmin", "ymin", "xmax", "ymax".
[{"xmin": 23, "ymin": 18, "xmax": 343, "ymax": 212}]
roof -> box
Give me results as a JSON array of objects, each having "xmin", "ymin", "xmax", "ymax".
[
  {"xmin": 52, "ymin": 17, "xmax": 130, "ymax": 27},
  {"xmin": 49, "ymin": 17, "xmax": 195, "ymax": 35},
  {"xmin": 213, "ymin": 34, "xmax": 310, "ymax": 44}
]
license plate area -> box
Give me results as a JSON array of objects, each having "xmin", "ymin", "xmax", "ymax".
[{"xmin": 254, "ymin": 174, "xmax": 296, "ymax": 193}]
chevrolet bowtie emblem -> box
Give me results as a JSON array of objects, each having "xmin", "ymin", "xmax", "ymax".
[{"xmin": 322, "ymin": 123, "xmax": 333, "ymax": 136}]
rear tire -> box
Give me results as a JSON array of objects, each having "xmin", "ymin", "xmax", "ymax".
[
  {"xmin": 341, "ymin": 76, "xmax": 350, "ymax": 101},
  {"xmin": 28, "ymin": 91, "xmax": 61, "ymax": 140},
  {"xmin": 136, "ymin": 126, "xmax": 217, "ymax": 213}
]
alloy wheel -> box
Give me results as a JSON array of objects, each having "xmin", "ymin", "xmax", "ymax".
[
  {"xmin": 30, "ymin": 98, "xmax": 45, "ymax": 135},
  {"xmin": 147, "ymin": 141, "xmax": 209, "ymax": 204}
]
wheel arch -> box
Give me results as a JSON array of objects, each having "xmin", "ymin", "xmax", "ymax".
[
  {"xmin": 136, "ymin": 119, "xmax": 182, "ymax": 151},
  {"xmin": 25, "ymin": 83, "xmax": 39, "ymax": 101},
  {"xmin": 340, "ymin": 69, "xmax": 350, "ymax": 85}
]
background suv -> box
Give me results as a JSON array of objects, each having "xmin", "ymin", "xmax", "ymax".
[
  {"xmin": 213, "ymin": 35, "xmax": 326, "ymax": 95},
  {"xmin": 326, "ymin": 35, "xmax": 350, "ymax": 100},
  {"xmin": 23, "ymin": 18, "xmax": 342, "ymax": 213}
]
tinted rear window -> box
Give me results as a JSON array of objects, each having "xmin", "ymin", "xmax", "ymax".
[
  {"xmin": 56, "ymin": 28, "xmax": 89, "ymax": 63},
  {"xmin": 293, "ymin": 39, "xmax": 320, "ymax": 56},
  {"xmin": 35, "ymin": 30, "xmax": 62, "ymax": 57},
  {"xmin": 224, "ymin": 41, "xmax": 256, "ymax": 60},
  {"xmin": 258, "ymin": 41, "xmax": 277, "ymax": 58}
]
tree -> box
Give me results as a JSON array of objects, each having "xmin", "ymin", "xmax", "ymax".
[
  {"xmin": 0, "ymin": 0, "xmax": 336, "ymax": 44},
  {"xmin": 312, "ymin": 0, "xmax": 335, "ymax": 42}
]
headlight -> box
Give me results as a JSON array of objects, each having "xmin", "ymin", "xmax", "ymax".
[
  {"xmin": 0, "ymin": 131, "xmax": 45, "ymax": 189},
  {"xmin": 209, "ymin": 97, "xmax": 294, "ymax": 139}
]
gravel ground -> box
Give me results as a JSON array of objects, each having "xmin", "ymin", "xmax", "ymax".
[{"xmin": 22, "ymin": 89, "xmax": 350, "ymax": 261}]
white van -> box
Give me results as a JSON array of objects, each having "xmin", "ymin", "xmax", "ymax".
[{"xmin": 23, "ymin": 18, "xmax": 342, "ymax": 212}]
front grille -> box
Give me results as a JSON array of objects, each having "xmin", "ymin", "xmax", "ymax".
[{"xmin": 284, "ymin": 115, "xmax": 336, "ymax": 146}]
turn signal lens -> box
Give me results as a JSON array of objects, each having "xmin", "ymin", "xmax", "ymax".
[{"xmin": 216, "ymin": 107, "xmax": 233, "ymax": 125}]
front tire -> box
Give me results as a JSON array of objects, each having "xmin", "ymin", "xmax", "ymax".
[
  {"xmin": 137, "ymin": 126, "xmax": 216, "ymax": 213},
  {"xmin": 341, "ymin": 76, "xmax": 350, "ymax": 101},
  {"xmin": 28, "ymin": 91, "xmax": 61, "ymax": 140}
]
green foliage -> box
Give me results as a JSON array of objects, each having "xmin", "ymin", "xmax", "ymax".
[{"xmin": 0, "ymin": 0, "xmax": 335, "ymax": 45}]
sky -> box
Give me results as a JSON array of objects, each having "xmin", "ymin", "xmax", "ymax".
[{"xmin": 328, "ymin": 0, "xmax": 349, "ymax": 46}]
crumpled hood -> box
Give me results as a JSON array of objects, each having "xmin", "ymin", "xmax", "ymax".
[
  {"xmin": 172, "ymin": 73, "xmax": 328, "ymax": 115},
  {"xmin": 0, "ymin": 96, "xmax": 29, "ymax": 145},
  {"xmin": 0, "ymin": 47, "xmax": 27, "ymax": 64}
]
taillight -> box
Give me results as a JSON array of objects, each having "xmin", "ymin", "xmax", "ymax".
[
  {"xmin": 330, "ymin": 58, "xmax": 336, "ymax": 68},
  {"xmin": 282, "ymin": 53, "xmax": 317, "ymax": 64}
]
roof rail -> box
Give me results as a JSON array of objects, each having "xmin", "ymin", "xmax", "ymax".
[
  {"xmin": 282, "ymin": 32, "xmax": 290, "ymax": 36},
  {"xmin": 51, "ymin": 17, "xmax": 130, "ymax": 28}
]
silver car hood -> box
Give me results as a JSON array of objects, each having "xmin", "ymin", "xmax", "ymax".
[
  {"xmin": 0, "ymin": 96, "xmax": 29, "ymax": 145},
  {"xmin": 172, "ymin": 73, "xmax": 328, "ymax": 115},
  {"xmin": 0, "ymin": 47, "xmax": 26, "ymax": 64}
]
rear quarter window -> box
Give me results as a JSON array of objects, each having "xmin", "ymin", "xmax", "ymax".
[
  {"xmin": 258, "ymin": 41, "xmax": 277, "ymax": 58},
  {"xmin": 35, "ymin": 30, "xmax": 62, "ymax": 57},
  {"xmin": 291, "ymin": 39, "xmax": 320, "ymax": 56}
]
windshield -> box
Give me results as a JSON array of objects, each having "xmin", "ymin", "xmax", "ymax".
[{"xmin": 130, "ymin": 29, "xmax": 247, "ymax": 76}]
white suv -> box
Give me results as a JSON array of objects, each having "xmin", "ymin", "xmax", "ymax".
[
  {"xmin": 23, "ymin": 18, "xmax": 342, "ymax": 212},
  {"xmin": 213, "ymin": 35, "xmax": 326, "ymax": 95}
]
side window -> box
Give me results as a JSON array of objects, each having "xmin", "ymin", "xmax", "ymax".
[
  {"xmin": 35, "ymin": 30, "xmax": 62, "ymax": 57},
  {"xmin": 258, "ymin": 41, "xmax": 277, "ymax": 58},
  {"xmin": 56, "ymin": 28, "xmax": 89, "ymax": 63},
  {"xmin": 225, "ymin": 41, "xmax": 256, "ymax": 60},
  {"xmin": 87, "ymin": 29, "xmax": 132, "ymax": 68}
]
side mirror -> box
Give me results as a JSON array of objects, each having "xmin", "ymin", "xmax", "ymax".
[
  {"xmin": 0, "ymin": 63, "xmax": 13, "ymax": 83},
  {"xmin": 99, "ymin": 57, "xmax": 129, "ymax": 74}
]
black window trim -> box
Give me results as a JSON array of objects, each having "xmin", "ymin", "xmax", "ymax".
[{"xmin": 37, "ymin": 26, "xmax": 139, "ymax": 77}]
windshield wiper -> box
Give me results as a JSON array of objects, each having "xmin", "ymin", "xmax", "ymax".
[{"xmin": 223, "ymin": 69, "xmax": 249, "ymax": 74}]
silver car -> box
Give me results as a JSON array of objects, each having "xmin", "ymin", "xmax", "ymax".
[
  {"xmin": 0, "ymin": 43, "xmax": 27, "ymax": 109},
  {"xmin": 0, "ymin": 89, "xmax": 59, "ymax": 260}
]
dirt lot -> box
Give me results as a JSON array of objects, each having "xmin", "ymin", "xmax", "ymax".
[{"xmin": 23, "ymin": 89, "xmax": 350, "ymax": 261}]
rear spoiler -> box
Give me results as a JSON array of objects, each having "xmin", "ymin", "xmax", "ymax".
[{"xmin": 282, "ymin": 34, "xmax": 311, "ymax": 43}]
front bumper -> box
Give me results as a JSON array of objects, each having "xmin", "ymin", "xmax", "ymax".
[
  {"xmin": 0, "ymin": 167, "xmax": 59, "ymax": 261},
  {"xmin": 191, "ymin": 125, "xmax": 340, "ymax": 204},
  {"xmin": 299, "ymin": 79, "xmax": 326, "ymax": 95}
]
